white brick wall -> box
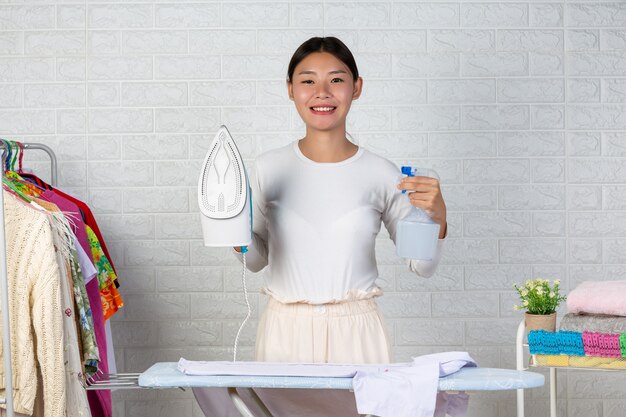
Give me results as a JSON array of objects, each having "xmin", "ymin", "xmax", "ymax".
[{"xmin": 2, "ymin": 1, "xmax": 626, "ymax": 416}]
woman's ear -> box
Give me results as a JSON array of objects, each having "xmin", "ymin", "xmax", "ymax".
[
  {"xmin": 352, "ymin": 77, "xmax": 363, "ymax": 100},
  {"xmin": 287, "ymin": 79, "xmax": 294, "ymax": 100}
]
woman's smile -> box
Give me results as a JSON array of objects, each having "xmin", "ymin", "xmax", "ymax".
[{"xmin": 310, "ymin": 106, "xmax": 337, "ymax": 115}]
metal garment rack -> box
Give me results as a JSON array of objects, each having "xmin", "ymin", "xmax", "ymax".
[{"xmin": 0, "ymin": 142, "xmax": 140, "ymax": 417}]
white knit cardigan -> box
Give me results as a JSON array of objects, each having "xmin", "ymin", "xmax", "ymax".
[{"xmin": 0, "ymin": 191, "xmax": 65, "ymax": 417}]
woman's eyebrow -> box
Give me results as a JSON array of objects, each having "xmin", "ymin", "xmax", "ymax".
[{"xmin": 297, "ymin": 70, "xmax": 348, "ymax": 75}]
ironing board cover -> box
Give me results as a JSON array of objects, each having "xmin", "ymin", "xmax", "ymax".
[{"xmin": 139, "ymin": 362, "xmax": 544, "ymax": 391}]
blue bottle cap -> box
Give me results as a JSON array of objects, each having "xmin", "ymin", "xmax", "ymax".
[{"xmin": 401, "ymin": 166, "xmax": 414, "ymax": 194}]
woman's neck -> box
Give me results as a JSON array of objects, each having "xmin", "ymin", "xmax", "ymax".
[{"xmin": 298, "ymin": 128, "xmax": 358, "ymax": 163}]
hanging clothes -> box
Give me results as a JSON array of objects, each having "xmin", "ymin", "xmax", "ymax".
[
  {"xmin": 85, "ymin": 225, "xmax": 123, "ymax": 320},
  {"xmin": 1, "ymin": 140, "xmax": 118, "ymax": 417},
  {"xmin": 69, "ymin": 249, "xmax": 100, "ymax": 374},
  {"xmin": 84, "ymin": 278, "xmax": 113, "ymax": 417},
  {"xmin": 36, "ymin": 192, "xmax": 101, "ymax": 371},
  {"xmin": 5, "ymin": 173, "xmax": 101, "ymax": 375},
  {"xmin": 6, "ymin": 159, "xmax": 112, "ymax": 417},
  {"xmin": 38, "ymin": 189, "xmax": 116, "ymax": 417},
  {"xmin": 0, "ymin": 190, "xmax": 66, "ymax": 417},
  {"xmin": 20, "ymin": 176, "xmax": 119, "ymax": 278},
  {"xmin": 33, "ymin": 198, "xmax": 92, "ymax": 417},
  {"xmin": 41, "ymin": 190, "xmax": 93, "ymax": 268},
  {"xmin": 39, "ymin": 194, "xmax": 114, "ymax": 417}
]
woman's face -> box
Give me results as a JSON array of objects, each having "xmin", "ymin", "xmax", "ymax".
[{"xmin": 288, "ymin": 52, "xmax": 362, "ymax": 134}]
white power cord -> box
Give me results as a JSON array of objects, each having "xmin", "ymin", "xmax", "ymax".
[{"xmin": 233, "ymin": 252, "xmax": 251, "ymax": 362}]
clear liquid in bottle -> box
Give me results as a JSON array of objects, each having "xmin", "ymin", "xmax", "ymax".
[{"xmin": 396, "ymin": 167, "xmax": 440, "ymax": 261}]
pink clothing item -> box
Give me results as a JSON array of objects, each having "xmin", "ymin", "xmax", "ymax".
[
  {"xmin": 567, "ymin": 281, "xmax": 626, "ymax": 316},
  {"xmin": 85, "ymin": 279, "xmax": 112, "ymax": 417},
  {"xmin": 43, "ymin": 189, "xmax": 115, "ymax": 415},
  {"xmin": 41, "ymin": 190, "xmax": 92, "ymax": 264},
  {"xmin": 582, "ymin": 332, "xmax": 622, "ymax": 358}
]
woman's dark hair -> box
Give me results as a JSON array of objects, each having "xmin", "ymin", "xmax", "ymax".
[{"xmin": 287, "ymin": 37, "xmax": 359, "ymax": 83}]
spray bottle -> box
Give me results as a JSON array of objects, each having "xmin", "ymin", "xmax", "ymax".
[{"xmin": 396, "ymin": 166, "xmax": 440, "ymax": 261}]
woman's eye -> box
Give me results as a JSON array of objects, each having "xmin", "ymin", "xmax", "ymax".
[
  {"xmin": 301, "ymin": 80, "xmax": 314, "ymax": 84},
  {"xmin": 331, "ymin": 78, "xmax": 344, "ymax": 83}
]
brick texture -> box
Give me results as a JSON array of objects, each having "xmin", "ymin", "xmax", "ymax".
[{"xmin": 2, "ymin": 1, "xmax": 625, "ymax": 416}]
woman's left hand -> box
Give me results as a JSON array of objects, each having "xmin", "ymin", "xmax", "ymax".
[{"xmin": 397, "ymin": 176, "xmax": 447, "ymax": 239}]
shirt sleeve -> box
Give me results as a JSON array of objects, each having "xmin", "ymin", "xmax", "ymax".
[
  {"xmin": 31, "ymin": 221, "xmax": 66, "ymax": 417},
  {"xmin": 382, "ymin": 177, "xmax": 445, "ymax": 279},
  {"xmin": 233, "ymin": 161, "xmax": 270, "ymax": 272}
]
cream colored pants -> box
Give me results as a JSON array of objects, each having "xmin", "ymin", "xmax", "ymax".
[{"xmin": 256, "ymin": 296, "xmax": 392, "ymax": 363}]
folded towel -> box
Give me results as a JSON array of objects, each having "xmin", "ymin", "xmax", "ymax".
[
  {"xmin": 528, "ymin": 330, "xmax": 585, "ymax": 356},
  {"xmin": 560, "ymin": 313, "xmax": 626, "ymax": 334},
  {"xmin": 533, "ymin": 354, "xmax": 626, "ymax": 370},
  {"xmin": 567, "ymin": 281, "xmax": 626, "ymax": 316},
  {"xmin": 581, "ymin": 332, "xmax": 622, "ymax": 358}
]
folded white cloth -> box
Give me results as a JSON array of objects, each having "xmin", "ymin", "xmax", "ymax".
[{"xmin": 353, "ymin": 351, "xmax": 476, "ymax": 417}]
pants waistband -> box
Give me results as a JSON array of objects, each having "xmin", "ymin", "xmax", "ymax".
[{"xmin": 265, "ymin": 296, "xmax": 379, "ymax": 317}]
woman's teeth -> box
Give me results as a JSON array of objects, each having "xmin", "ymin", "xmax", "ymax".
[{"xmin": 311, "ymin": 107, "xmax": 336, "ymax": 111}]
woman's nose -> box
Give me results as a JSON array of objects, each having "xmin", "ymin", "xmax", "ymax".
[{"xmin": 315, "ymin": 85, "xmax": 330, "ymax": 98}]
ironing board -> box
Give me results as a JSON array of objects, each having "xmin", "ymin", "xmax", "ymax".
[{"xmin": 139, "ymin": 362, "xmax": 545, "ymax": 417}]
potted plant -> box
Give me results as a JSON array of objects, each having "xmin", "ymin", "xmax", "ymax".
[{"xmin": 514, "ymin": 278, "xmax": 567, "ymax": 332}]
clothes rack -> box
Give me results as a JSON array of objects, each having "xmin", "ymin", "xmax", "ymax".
[{"xmin": 0, "ymin": 141, "xmax": 140, "ymax": 417}]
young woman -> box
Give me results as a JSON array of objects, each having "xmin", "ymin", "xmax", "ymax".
[
  {"xmin": 236, "ymin": 36, "xmax": 447, "ymax": 364},
  {"xmin": 195, "ymin": 36, "xmax": 447, "ymax": 417}
]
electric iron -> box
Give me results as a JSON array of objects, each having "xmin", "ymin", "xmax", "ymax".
[
  {"xmin": 198, "ymin": 125, "xmax": 252, "ymax": 361},
  {"xmin": 198, "ymin": 125, "xmax": 252, "ymax": 248}
]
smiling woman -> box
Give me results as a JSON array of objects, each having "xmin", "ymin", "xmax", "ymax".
[
  {"xmin": 287, "ymin": 42, "xmax": 362, "ymax": 147},
  {"xmin": 256, "ymin": 37, "xmax": 446, "ymax": 360},
  {"xmin": 195, "ymin": 36, "xmax": 449, "ymax": 416}
]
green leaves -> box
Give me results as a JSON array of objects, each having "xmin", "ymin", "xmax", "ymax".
[{"xmin": 513, "ymin": 278, "xmax": 567, "ymax": 315}]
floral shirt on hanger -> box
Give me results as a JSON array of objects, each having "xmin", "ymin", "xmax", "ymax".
[
  {"xmin": 85, "ymin": 225, "xmax": 124, "ymax": 320},
  {"xmin": 70, "ymin": 248, "xmax": 100, "ymax": 374}
]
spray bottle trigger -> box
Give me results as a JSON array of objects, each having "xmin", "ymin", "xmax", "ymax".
[
  {"xmin": 400, "ymin": 166, "xmax": 415, "ymax": 194},
  {"xmin": 401, "ymin": 166, "xmax": 415, "ymax": 177}
]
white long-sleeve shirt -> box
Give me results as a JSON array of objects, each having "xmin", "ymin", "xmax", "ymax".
[{"xmin": 235, "ymin": 141, "xmax": 444, "ymax": 304}]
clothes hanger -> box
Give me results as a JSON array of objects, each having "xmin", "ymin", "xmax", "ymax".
[
  {"xmin": 9, "ymin": 141, "xmax": 21, "ymax": 173},
  {"xmin": 4, "ymin": 140, "xmax": 50, "ymax": 193},
  {"xmin": 9, "ymin": 140, "xmax": 18, "ymax": 172},
  {"xmin": 17, "ymin": 142, "xmax": 24, "ymax": 174},
  {"xmin": 1, "ymin": 138, "xmax": 11, "ymax": 172},
  {"xmin": 13, "ymin": 142, "xmax": 46, "ymax": 193},
  {"xmin": 1, "ymin": 142, "xmax": 32, "ymax": 203},
  {"xmin": 0, "ymin": 139, "xmax": 43, "ymax": 198},
  {"xmin": 4, "ymin": 139, "xmax": 16, "ymax": 172},
  {"xmin": 2, "ymin": 177, "xmax": 32, "ymax": 203}
]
